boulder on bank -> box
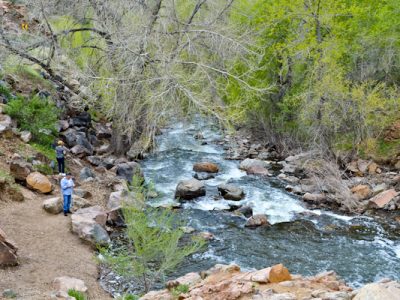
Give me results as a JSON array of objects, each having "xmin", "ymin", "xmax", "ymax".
[
  {"xmin": 239, "ymin": 158, "xmax": 269, "ymax": 172},
  {"xmin": 43, "ymin": 197, "xmax": 63, "ymax": 214},
  {"xmin": 175, "ymin": 179, "xmax": 206, "ymax": 200},
  {"xmin": 0, "ymin": 228, "xmax": 18, "ymax": 267},
  {"xmin": 79, "ymin": 166, "xmax": 95, "ymax": 180},
  {"xmin": 245, "ymin": 214, "xmax": 269, "ymax": 228},
  {"xmin": 217, "ymin": 184, "xmax": 245, "ymax": 201},
  {"xmin": 116, "ymin": 162, "xmax": 143, "ymax": 183},
  {"xmin": 368, "ymin": 189, "xmax": 398, "ymax": 209},
  {"xmin": 193, "ymin": 162, "xmax": 219, "ymax": 173},
  {"xmin": 269, "ymin": 263, "xmax": 292, "ymax": 283},
  {"xmin": 302, "ymin": 193, "xmax": 326, "ymax": 203},
  {"xmin": 10, "ymin": 159, "xmax": 32, "ymax": 181},
  {"xmin": 354, "ymin": 281, "xmax": 400, "ymax": 300},
  {"xmin": 71, "ymin": 206, "xmax": 110, "ymax": 245},
  {"xmin": 26, "ymin": 172, "xmax": 52, "ymax": 193}
]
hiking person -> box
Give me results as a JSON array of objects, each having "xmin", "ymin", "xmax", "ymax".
[
  {"xmin": 60, "ymin": 173, "xmax": 74, "ymax": 216},
  {"xmin": 55, "ymin": 140, "xmax": 66, "ymax": 175}
]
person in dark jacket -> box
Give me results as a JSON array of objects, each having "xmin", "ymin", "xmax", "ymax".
[{"xmin": 55, "ymin": 140, "xmax": 67, "ymax": 175}]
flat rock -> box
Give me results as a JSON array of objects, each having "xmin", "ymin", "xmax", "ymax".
[
  {"xmin": 354, "ymin": 281, "xmax": 400, "ymax": 300},
  {"xmin": 368, "ymin": 189, "xmax": 398, "ymax": 209}
]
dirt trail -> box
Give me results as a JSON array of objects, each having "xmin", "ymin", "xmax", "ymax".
[{"xmin": 0, "ymin": 189, "xmax": 112, "ymax": 300}]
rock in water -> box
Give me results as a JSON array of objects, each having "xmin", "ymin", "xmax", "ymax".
[
  {"xmin": 0, "ymin": 227, "xmax": 18, "ymax": 267},
  {"xmin": 218, "ymin": 184, "xmax": 245, "ymax": 201},
  {"xmin": 194, "ymin": 172, "xmax": 215, "ymax": 180},
  {"xmin": 269, "ymin": 263, "xmax": 292, "ymax": 283},
  {"xmin": 354, "ymin": 281, "xmax": 400, "ymax": 300},
  {"xmin": 175, "ymin": 179, "xmax": 206, "ymax": 200},
  {"xmin": 26, "ymin": 172, "xmax": 52, "ymax": 193},
  {"xmin": 245, "ymin": 214, "xmax": 269, "ymax": 227},
  {"xmin": 193, "ymin": 162, "xmax": 219, "ymax": 173}
]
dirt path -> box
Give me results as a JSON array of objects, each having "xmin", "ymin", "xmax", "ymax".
[{"xmin": 0, "ymin": 189, "xmax": 112, "ymax": 300}]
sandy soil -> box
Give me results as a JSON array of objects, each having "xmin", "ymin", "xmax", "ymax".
[{"xmin": 0, "ymin": 188, "xmax": 112, "ymax": 300}]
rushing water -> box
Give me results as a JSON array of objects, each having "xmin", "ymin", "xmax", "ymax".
[{"xmin": 102, "ymin": 119, "xmax": 400, "ymax": 295}]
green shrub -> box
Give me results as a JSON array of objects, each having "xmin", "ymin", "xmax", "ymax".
[
  {"xmin": 117, "ymin": 294, "xmax": 139, "ymax": 300},
  {"xmin": 171, "ymin": 284, "xmax": 189, "ymax": 297},
  {"xmin": 5, "ymin": 95, "xmax": 59, "ymax": 146},
  {"xmin": 67, "ymin": 289, "xmax": 87, "ymax": 300}
]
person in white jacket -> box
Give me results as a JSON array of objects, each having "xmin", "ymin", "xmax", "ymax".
[{"xmin": 60, "ymin": 173, "xmax": 75, "ymax": 216}]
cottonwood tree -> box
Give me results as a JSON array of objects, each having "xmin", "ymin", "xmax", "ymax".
[{"xmin": 1, "ymin": 0, "xmax": 265, "ymax": 155}]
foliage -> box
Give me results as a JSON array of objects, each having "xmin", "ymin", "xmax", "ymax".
[
  {"xmin": 223, "ymin": 0, "xmax": 400, "ymax": 153},
  {"xmin": 100, "ymin": 176, "xmax": 205, "ymax": 293},
  {"xmin": 117, "ymin": 294, "xmax": 139, "ymax": 300},
  {"xmin": 30, "ymin": 143, "xmax": 56, "ymax": 161},
  {"xmin": 4, "ymin": 95, "xmax": 59, "ymax": 146},
  {"xmin": 67, "ymin": 289, "xmax": 87, "ymax": 300},
  {"xmin": 33, "ymin": 164, "xmax": 54, "ymax": 175},
  {"xmin": 171, "ymin": 284, "xmax": 189, "ymax": 298}
]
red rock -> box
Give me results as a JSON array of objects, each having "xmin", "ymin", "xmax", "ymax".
[
  {"xmin": 193, "ymin": 162, "xmax": 219, "ymax": 173},
  {"xmin": 368, "ymin": 189, "xmax": 398, "ymax": 209},
  {"xmin": 351, "ymin": 185, "xmax": 371, "ymax": 200},
  {"xmin": 269, "ymin": 264, "xmax": 292, "ymax": 283}
]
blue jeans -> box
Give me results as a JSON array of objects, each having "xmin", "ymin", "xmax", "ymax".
[{"xmin": 63, "ymin": 194, "xmax": 71, "ymax": 213}]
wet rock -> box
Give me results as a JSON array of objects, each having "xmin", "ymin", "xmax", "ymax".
[
  {"xmin": 198, "ymin": 231, "xmax": 215, "ymax": 241},
  {"xmin": 10, "ymin": 160, "xmax": 32, "ymax": 181},
  {"xmin": 43, "ymin": 197, "xmax": 63, "ymax": 214},
  {"xmin": 303, "ymin": 193, "xmax": 326, "ymax": 203},
  {"xmin": 235, "ymin": 206, "xmax": 253, "ymax": 218},
  {"xmin": 350, "ymin": 185, "xmax": 371, "ymax": 200},
  {"xmin": 0, "ymin": 228, "xmax": 18, "ymax": 267},
  {"xmin": 71, "ymin": 206, "xmax": 109, "ymax": 245},
  {"xmin": 194, "ymin": 172, "xmax": 215, "ymax": 180},
  {"xmin": 175, "ymin": 179, "xmax": 206, "ymax": 200},
  {"xmin": 368, "ymin": 189, "xmax": 398, "ymax": 209},
  {"xmin": 116, "ymin": 162, "xmax": 143, "ymax": 183},
  {"xmin": 245, "ymin": 214, "xmax": 269, "ymax": 227},
  {"xmin": 218, "ymin": 184, "xmax": 245, "ymax": 201},
  {"xmin": 19, "ymin": 131, "xmax": 31, "ymax": 143},
  {"xmin": 269, "ymin": 263, "xmax": 292, "ymax": 283},
  {"xmin": 26, "ymin": 172, "xmax": 52, "ymax": 193},
  {"xmin": 193, "ymin": 162, "xmax": 219, "ymax": 173}
]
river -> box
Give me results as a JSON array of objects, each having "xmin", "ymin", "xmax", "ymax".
[{"xmin": 101, "ymin": 119, "xmax": 400, "ymax": 296}]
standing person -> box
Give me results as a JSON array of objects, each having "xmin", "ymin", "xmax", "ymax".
[
  {"xmin": 55, "ymin": 140, "xmax": 66, "ymax": 175},
  {"xmin": 60, "ymin": 173, "xmax": 74, "ymax": 216}
]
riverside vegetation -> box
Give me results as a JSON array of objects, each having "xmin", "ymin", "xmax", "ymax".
[{"xmin": 0, "ymin": 0, "xmax": 399, "ymax": 299}]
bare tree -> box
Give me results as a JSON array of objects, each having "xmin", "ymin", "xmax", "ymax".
[{"xmin": 1, "ymin": 0, "xmax": 267, "ymax": 155}]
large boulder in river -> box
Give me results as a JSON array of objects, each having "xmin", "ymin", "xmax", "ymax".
[
  {"xmin": 368, "ymin": 189, "xmax": 398, "ymax": 209},
  {"xmin": 10, "ymin": 160, "xmax": 32, "ymax": 181},
  {"xmin": 0, "ymin": 227, "xmax": 18, "ymax": 267},
  {"xmin": 116, "ymin": 162, "xmax": 144, "ymax": 183},
  {"xmin": 71, "ymin": 206, "xmax": 110, "ymax": 246},
  {"xmin": 354, "ymin": 281, "xmax": 400, "ymax": 300},
  {"xmin": 217, "ymin": 184, "xmax": 245, "ymax": 201},
  {"xmin": 175, "ymin": 179, "xmax": 206, "ymax": 200},
  {"xmin": 26, "ymin": 172, "xmax": 52, "ymax": 193},
  {"xmin": 193, "ymin": 162, "xmax": 219, "ymax": 173}
]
